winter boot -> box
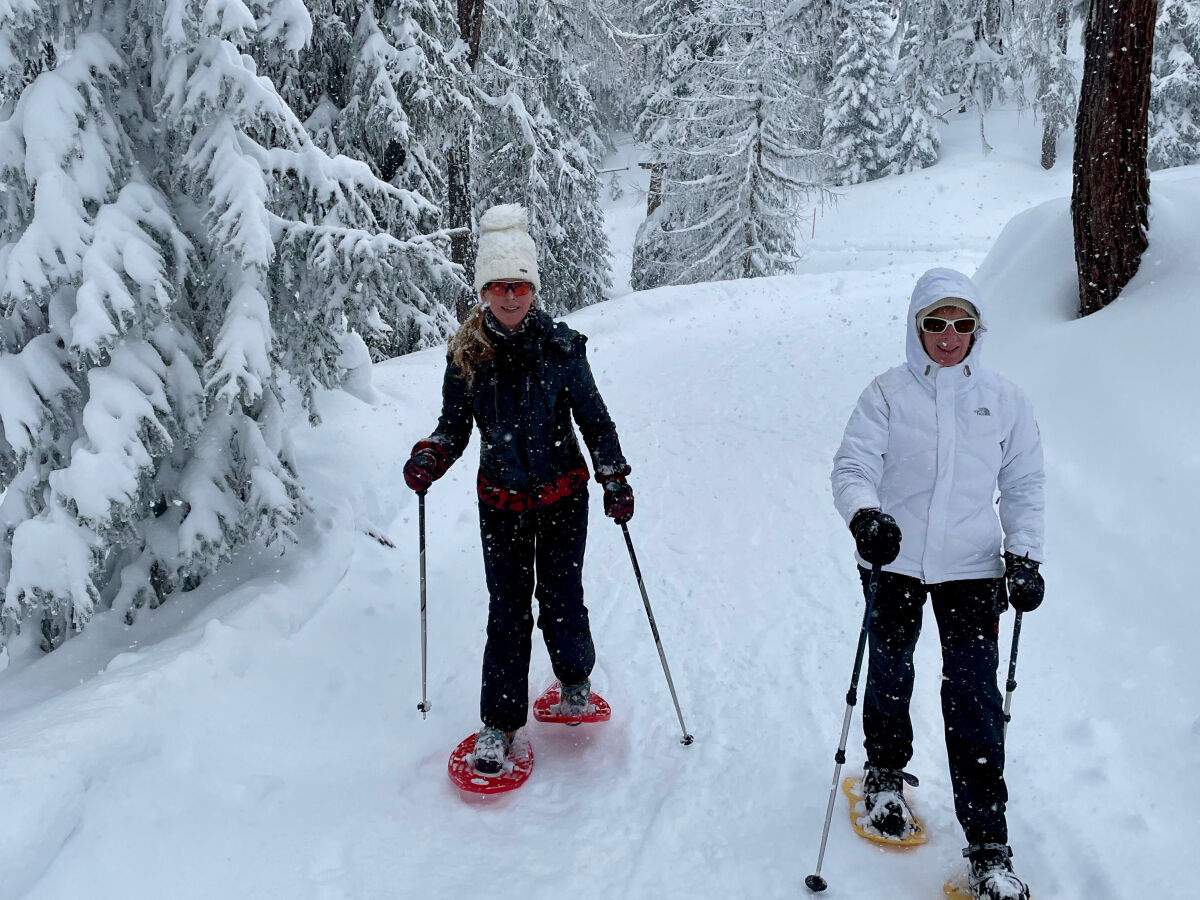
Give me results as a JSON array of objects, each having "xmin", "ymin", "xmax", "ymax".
[
  {"xmin": 862, "ymin": 764, "xmax": 919, "ymax": 839},
  {"xmin": 965, "ymin": 844, "xmax": 1031, "ymax": 900},
  {"xmin": 556, "ymin": 679, "xmax": 592, "ymax": 718},
  {"xmin": 472, "ymin": 726, "xmax": 514, "ymax": 776}
]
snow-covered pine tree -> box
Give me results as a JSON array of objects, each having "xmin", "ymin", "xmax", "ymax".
[
  {"xmin": 473, "ymin": 0, "xmax": 613, "ymax": 315},
  {"xmin": 952, "ymin": 0, "xmax": 1025, "ymax": 153},
  {"xmin": 264, "ymin": 0, "xmax": 469, "ymax": 355},
  {"xmin": 634, "ymin": 0, "xmax": 717, "ymax": 124},
  {"xmin": 896, "ymin": 0, "xmax": 952, "ymax": 95},
  {"xmin": 568, "ymin": 0, "xmax": 636, "ymax": 134},
  {"xmin": 268, "ymin": 0, "xmax": 356, "ymax": 154},
  {"xmin": 897, "ymin": 1, "xmax": 1024, "ymax": 155},
  {"xmin": 630, "ymin": 0, "xmax": 717, "ymax": 290},
  {"xmin": 0, "ymin": 0, "xmax": 453, "ymax": 652},
  {"xmin": 823, "ymin": 0, "xmax": 896, "ymax": 184},
  {"xmin": 885, "ymin": 15, "xmax": 942, "ymax": 176},
  {"xmin": 1149, "ymin": 0, "xmax": 1200, "ymax": 170},
  {"xmin": 777, "ymin": 0, "xmax": 837, "ymax": 152},
  {"xmin": 791, "ymin": 0, "xmax": 840, "ymax": 99},
  {"xmin": 633, "ymin": 0, "xmax": 828, "ymax": 286},
  {"xmin": 1025, "ymin": 0, "xmax": 1077, "ymax": 170}
]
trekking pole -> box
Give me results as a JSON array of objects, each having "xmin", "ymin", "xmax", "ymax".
[
  {"xmin": 805, "ymin": 564, "xmax": 881, "ymax": 894},
  {"xmin": 1002, "ymin": 612, "xmax": 1023, "ymax": 740},
  {"xmin": 620, "ymin": 523, "xmax": 694, "ymax": 746},
  {"xmin": 416, "ymin": 490, "xmax": 432, "ymax": 719}
]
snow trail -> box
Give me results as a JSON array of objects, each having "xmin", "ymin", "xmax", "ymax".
[{"xmin": 0, "ymin": 114, "xmax": 1192, "ymax": 900}]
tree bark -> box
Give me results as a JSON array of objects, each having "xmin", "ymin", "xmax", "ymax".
[
  {"xmin": 1040, "ymin": 123, "xmax": 1058, "ymax": 171},
  {"xmin": 639, "ymin": 163, "xmax": 664, "ymax": 216},
  {"xmin": 1040, "ymin": 6, "xmax": 1072, "ymax": 172},
  {"xmin": 449, "ymin": 0, "xmax": 487, "ymax": 321},
  {"xmin": 1071, "ymin": 0, "xmax": 1156, "ymax": 318}
]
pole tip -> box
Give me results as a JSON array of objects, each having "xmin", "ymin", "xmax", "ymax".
[
  {"xmin": 680, "ymin": 733, "xmax": 695, "ymax": 746},
  {"xmin": 804, "ymin": 875, "xmax": 828, "ymax": 893}
]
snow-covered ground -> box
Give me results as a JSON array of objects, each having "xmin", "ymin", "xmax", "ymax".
[{"xmin": 1, "ymin": 110, "xmax": 1195, "ymax": 900}]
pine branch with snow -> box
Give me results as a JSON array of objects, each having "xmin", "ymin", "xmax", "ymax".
[{"xmin": 1149, "ymin": 0, "xmax": 1200, "ymax": 170}]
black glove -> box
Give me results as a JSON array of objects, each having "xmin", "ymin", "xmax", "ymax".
[
  {"xmin": 850, "ymin": 508, "xmax": 902, "ymax": 567},
  {"xmin": 602, "ymin": 477, "xmax": 634, "ymax": 524},
  {"xmin": 1004, "ymin": 552, "xmax": 1044, "ymax": 612}
]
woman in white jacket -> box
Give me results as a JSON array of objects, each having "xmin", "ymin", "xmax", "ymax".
[{"xmin": 831, "ymin": 268, "xmax": 1045, "ymax": 900}]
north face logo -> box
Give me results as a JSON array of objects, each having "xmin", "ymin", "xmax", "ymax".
[{"xmin": 975, "ymin": 407, "xmax": 991, "ymax": 416}]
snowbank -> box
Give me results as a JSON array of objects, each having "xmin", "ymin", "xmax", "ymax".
[{"xmin": 975, "ymin": 172, "xmax": 1200, "ymax": 899}]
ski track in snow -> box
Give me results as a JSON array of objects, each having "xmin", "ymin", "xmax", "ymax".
[{"xmin": 0, "ymin": 112, "xmax": 1195, "ymax": 899}]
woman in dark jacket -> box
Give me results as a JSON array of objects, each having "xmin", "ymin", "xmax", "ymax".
[{"xmin": 403, "ymin": 204, "xmax": 632, "ymax": 775}]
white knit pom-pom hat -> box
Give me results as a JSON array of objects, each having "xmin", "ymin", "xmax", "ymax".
[{"xmin": 473, "ymin": 203, "xmax": 541, "ymax": 293}]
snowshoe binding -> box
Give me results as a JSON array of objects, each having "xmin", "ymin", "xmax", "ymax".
[
  {"xmin": 555, "ymin": 679, "xmax": 592, "ymax": 718},
  {"xmin": 965, "ymin": 844, "xmax": 1031, "ymax": 900},
  {"xmin": 862, "ymin": 764, "xmax": 921, "ymax": 840},
  {"xmin": 471, "ymin": 726, "xmax": 514, "ymax": 776},
  {"xmin": 532, "ymin": 681, "xmax": 611, "ymax": 724}
]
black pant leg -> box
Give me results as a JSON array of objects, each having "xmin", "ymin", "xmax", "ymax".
[
  {"xmin": 930, "ymin": 578, "xmax": 1008, "ymax": 846},
  {"xmin": 861, "ymin": 567, "xmax": 927, "ymax": 769},
  {"xmin": 478, "ymin": 502, "xmax": 537, "ymax": 732},
  {"xmin": 533, "ymin": 488, "xmax": 595, "ymax": 686}
]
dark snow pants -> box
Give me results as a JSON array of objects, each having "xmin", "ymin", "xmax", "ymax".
[
  {"xmin": 478, "ymin": 488, "xmax": 595, "ymax": 732},
  {"xmin": 860, "ymin": 567, "xmax": 1009, "ymax": 847}
]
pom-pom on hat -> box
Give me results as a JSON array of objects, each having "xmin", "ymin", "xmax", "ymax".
[{"xmin": 473, "ymin": 204, "xmax": 541, "ymax": 293}]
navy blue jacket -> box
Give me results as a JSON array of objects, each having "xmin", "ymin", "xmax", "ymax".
[{"xmin": 427, "ymin": 310, "xmax": 627, "ymax": 494}]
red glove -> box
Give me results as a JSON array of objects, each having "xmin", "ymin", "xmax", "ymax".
[
  {"xmin": 404, "ymin": 443, "xmax": 450, "ymax": 492},
  {"xmin": 602, "ymin": 477, "xmax": 634, "ymax": 524}
]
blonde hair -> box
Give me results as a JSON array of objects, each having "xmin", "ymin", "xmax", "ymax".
[{"xmin": 448, "ymin": 304, "xmax": 495, "ymax": 384}]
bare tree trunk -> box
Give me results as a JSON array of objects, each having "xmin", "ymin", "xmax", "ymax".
[
  {"xmin": 1040, "ymin": 5, "xmax": 1071, "ymax": 171},
  {"xmin": 1071, "ymin": 0, "xmax": 1156, "ymax": 318},
  {"xmin": 449, "ymin": 0, "xmax": 487, "ymax": 321},
  {"xmin": 1040, "ymin": 125, "xmax": 1058, "ymax": 171},
  {"xmin": 639, "ymin": 163, "xmax": 664, "ymax": 216},
  {"xmin": 745, "ymin": 99, "xmax": 763, "ymax": 279}
]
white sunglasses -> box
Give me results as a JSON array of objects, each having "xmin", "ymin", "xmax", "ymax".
[{"xmin": 919, "ymin": 315, "xmax": 978, "ymax": 335}]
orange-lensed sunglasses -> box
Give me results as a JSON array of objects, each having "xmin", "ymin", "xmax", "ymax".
[{"xmin": 482, "ymin": 281, "xmax": 535, "ymax": 298}]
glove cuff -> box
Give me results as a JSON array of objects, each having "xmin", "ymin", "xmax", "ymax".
[
  {"xmin": 850, "ymin": 507, "xmax": 880, "ymax": 533},
  {"xmin": 1003, "ymin": 551, "xmax": 1040, "ymax": 573},
  {"xmin": 595, "ymin": 463, "xmax": 632, "ymax": 484}
]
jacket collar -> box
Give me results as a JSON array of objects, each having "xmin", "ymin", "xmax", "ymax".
[{"xmin": 485, "ymin": 308, "xmax": 553, "ymax": 359}]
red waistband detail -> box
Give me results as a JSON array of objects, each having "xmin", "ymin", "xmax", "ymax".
[{"xmin": 477, "ymin": 467, "xmax": 590, "ymax": 512}]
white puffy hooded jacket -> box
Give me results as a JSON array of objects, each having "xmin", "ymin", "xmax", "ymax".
[{"xmin": 831, "ymin": 268, "xmax": 1045, "ymax": 582}]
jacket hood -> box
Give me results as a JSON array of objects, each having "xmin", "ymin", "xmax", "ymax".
[{"xmin": 905, "ymin": 267, "xmax": 986, "ymax": 375}]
